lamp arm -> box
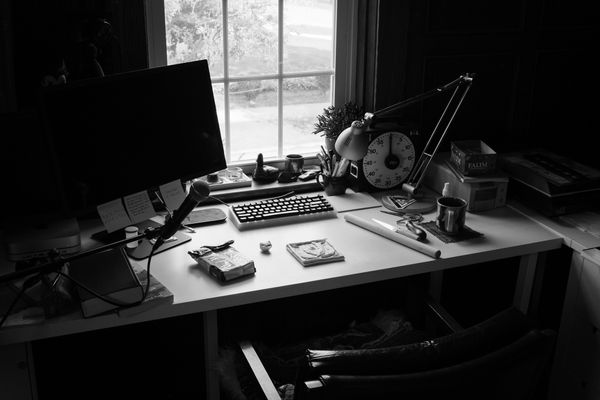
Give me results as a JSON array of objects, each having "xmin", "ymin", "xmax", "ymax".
[
  {"xmin": 402, "ymin": 74, "xmax": 474, "ymax": 195},
  {"xmin": 373, "ymin": 74, "xmax": 472, "ymax": 119}
]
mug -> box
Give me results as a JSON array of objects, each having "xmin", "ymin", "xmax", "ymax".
[
  {"xmin": 284, "ymin": 154, "xmax": 304, "ymax": 174},
  {"xmin": 436, "ymin": 196, "xmax": 467, "ymax": 235},
  {"xmin": 317, "ymin": 173, "xmax": 347, "ymax": 196}
]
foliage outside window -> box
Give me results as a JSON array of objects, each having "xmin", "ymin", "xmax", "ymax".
[{"xmin": 164, "ymin": 0, "xmax": 336, "ymax": 162}]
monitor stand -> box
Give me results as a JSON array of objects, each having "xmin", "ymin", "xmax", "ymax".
[
  {"xmin": 91, "ymin": 219, "xmax": 191, "ymax": 260},
  {"xmin": 91, "ymin": 219, "xmax": 162, "ymax": 243},
  {"xmin": 125, "ymin": 230, "xmax": 191, "ymax": 260}
]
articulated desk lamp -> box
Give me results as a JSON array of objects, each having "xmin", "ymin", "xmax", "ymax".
[{"xmin": 335, "ymin": 73, "xmax": 474, "ymax": 213}]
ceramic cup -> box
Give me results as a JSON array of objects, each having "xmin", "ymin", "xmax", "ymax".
[
  {"xmin": 284, "ymin": 154, "xmax": 304, "ymax": 174},
  {"xmin": 317, "ymin": 173, "xmax": 347, "ymax": 196},
  {"xmin": 436, "ymin": 196, "xmax": 468, "ymax": 235}
]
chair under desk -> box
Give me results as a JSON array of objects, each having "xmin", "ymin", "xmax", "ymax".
[{"xmin": 0, "ymin": 191, "xmax": 563, "ymax": 400}]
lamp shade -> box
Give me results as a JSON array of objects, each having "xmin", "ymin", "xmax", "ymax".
[{"xmin": 334, "ymin": 120, "xmax": 369, "ymax": 161}]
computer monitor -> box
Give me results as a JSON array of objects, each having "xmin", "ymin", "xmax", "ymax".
[{"xmin": 41, "ymin": 60, "xmax": 226, "ymax": 216}]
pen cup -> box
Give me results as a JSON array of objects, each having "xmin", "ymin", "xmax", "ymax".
[{"xmin": 317, "ymin": 173, "xmax": 347, "ymax": 196}]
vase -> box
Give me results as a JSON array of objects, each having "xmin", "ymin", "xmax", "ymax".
[{"xmin": 324, "ymin": 136, "xmax": 336, "ymax": 152}]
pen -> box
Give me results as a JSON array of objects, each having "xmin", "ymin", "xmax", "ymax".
[
  {"xmin": 316, "ymin": 153, "xmax": 330, "ymax": 174},
  {"xmin": 320, "ymin": 145, "xmax": 328, "ymax": 158}
]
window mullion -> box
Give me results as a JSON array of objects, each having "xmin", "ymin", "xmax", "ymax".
[
  {"xmin": 222, "ymin": 0, "xmax": 231, "ymax": 162},
  {"xmin": 277, "ymin": 0, "xmax": 284, "ymax": 158}
]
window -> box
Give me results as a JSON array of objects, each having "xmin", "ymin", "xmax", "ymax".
[{"xmin": 146, "ymin": 0, "xmax": 356, "ymax": 163}]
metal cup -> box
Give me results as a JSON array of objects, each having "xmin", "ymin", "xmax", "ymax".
[{"xmin": 436, "ymin": 196, "xmax": 467, "ymax": 235}]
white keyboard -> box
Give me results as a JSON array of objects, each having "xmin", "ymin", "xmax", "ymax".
[{"xmin": 229, "ymin": 194, "xmax": 337, "ymax": 230}]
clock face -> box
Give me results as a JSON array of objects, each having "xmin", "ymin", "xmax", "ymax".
[{"xmin": 362, "ymin": 131, "xmax": 415, "ymax": 189}]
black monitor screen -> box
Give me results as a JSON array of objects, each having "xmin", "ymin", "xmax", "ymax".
[{"xmin": 42, "ymin": 60, "xmax": 226, "ymax": 215}]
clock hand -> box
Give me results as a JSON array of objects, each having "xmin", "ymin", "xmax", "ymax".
[{"xmin": 384, "ymin": 133, "xmax": 400, "ymax": 169}]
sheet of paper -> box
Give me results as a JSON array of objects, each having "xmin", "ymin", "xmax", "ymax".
[
  {"xmin": 124, "ymin": 191, "xmax": 156, "ymax": 224},
  {"xmin": 97, "ymin": 199, "xmax": 132, "ymax": 233},
  {"xmin": 159, "ymin": 180, "xmax": 186, "ymax": 211},
  {"xmin": 325, "ymin": 189, "xmax": 382, "ymax": 212}
]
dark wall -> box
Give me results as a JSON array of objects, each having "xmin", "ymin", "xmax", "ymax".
[
  {"xmin": 0, "ymin": 0, "xmax": 148, "ymax": 222},
  {"xmin": 11, "ymin": 0, "xmax": 148, "ymax": 110},
  {"xmin": 359, "ymin": 0, "xmax": 600, "ymax": 168}
]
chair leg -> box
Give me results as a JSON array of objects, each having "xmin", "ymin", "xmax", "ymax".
[
  {"xmin": 238, "ymin": 340, "xmax": 281, "ymax": 400},
  {"xmin": 426, "ymin": 297, "xmax": 463, "ymax": 333}
]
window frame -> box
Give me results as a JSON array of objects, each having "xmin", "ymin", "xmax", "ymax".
[{"xmin": 144, "ymin": 0, "xmax": 358, "ymax": 165}]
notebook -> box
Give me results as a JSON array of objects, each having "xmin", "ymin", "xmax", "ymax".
[
  {"xmin": 69, "ymin": 248, "xmax": 143, "ymax": 318},
  {"xmin": 118, "ymin": 261, "xmax": 174, "ymax": 317}
]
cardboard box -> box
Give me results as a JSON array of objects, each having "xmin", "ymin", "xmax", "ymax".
[{"xmin": 450, "ymin": 140, "xmax": 497, "ymax": 176}]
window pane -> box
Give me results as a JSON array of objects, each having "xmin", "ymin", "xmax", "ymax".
[
  {"xmin": 230, "ymin": 79, "xmax": 278, "ymax": 161},
  {"xmin": 283, "ymin": 76, "xmax": 331, "ymax": 156},
  {"xmin": 212, "ymin": 83, "xmax": 226, "ymax": 147},
  {"xmin": 228, "ymin": 0, "xmax": 278, "ymax": 77},
  {"xmin": 164, "ymin": 0, "xmax": 224, "ymax": 77},
  {"xmin": 284, "ymin": 0, "xmax": 333, "ymax": 73}
]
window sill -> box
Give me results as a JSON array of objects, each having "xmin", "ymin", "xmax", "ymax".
[
  {"xmin": 201, "ymin": 156, "xmax": 322, "ymax": 203},
  {"xmin": 207, "ymin": 178, "xmax": 321, "ymax": 204}
]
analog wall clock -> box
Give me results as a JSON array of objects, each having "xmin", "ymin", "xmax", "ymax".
[{"xmin": 348, "ymin": 130, "xmax": 416, "ymax": 192}]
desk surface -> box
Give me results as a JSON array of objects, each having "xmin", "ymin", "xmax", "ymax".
[
  {"xmin": 0, "ymin": 191, "xmax": 562, "ymax": 345},
  {"xmin": 509, "ymin": 201, "xmax": 600, "ymax": 252}
]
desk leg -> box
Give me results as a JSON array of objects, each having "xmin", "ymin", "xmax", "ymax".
[
  {"xmin": 513, "ymin": 253, "xmax": 538, "ymax": 314},
  {"xmin": 0, "ymin": 342, "xmax": 37, "ymax": 400},
  {"xmin": 203, "ymin": 310, "xmax": 220, "ymax": 400},
  {"xmin": 428, "ymin": 271, "xmax": 444, "ymax": 303}
]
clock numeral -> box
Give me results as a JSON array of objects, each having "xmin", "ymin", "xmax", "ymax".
[
  {"xmin": 365, "ymin": 161, "xmax": 373, "ymax": 165},
  {"xmin": 375, "ymin": 137, "xmax": 384, "ymax": 145},
  {"xmin": 367, "ymin": 148, "xmax": 377, "ymax": 154},
  {"xmin": 367, "ymin": 171, "xmax": 376, "ymax": 176},
  {"xmin": 405, "ymin": 144, "xmax": 412, "ymax": 150}
]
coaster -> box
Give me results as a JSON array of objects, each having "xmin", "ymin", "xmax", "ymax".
[
  {"xmin": 286, "ymin": 239, "xmax": 345, "ymax": 266},
  {"xmin": 421, "ymin": 221, "xmax": 484, "ymax": 244}
]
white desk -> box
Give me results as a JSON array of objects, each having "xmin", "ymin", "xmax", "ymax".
[{"xmin": 0, "ymin": 193, "xmax": 563, "ymax": 399}]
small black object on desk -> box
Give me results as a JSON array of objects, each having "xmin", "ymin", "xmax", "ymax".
[
  {"xmin": 277, "ymin": 170, "xmax": 299, "ymax": 183},
  {"xmin": 252, "ymin": 153, "xmax": 279, "ymax": 183}
]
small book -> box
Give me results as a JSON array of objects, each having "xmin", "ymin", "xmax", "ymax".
[
  {"xmin": 117, "ymin": 261, "xmax": 174, "ymax": 317},
  {"xmin": 286, "ymin": 239, "xmax": 345, "ymax": 266},
  {"xmin": 68, "ymin": 248, "xmax": 144, "ymax": 318},
  {"xmin": 188, "ymin": 246, "xmax": 255, "ymax": 282}
]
